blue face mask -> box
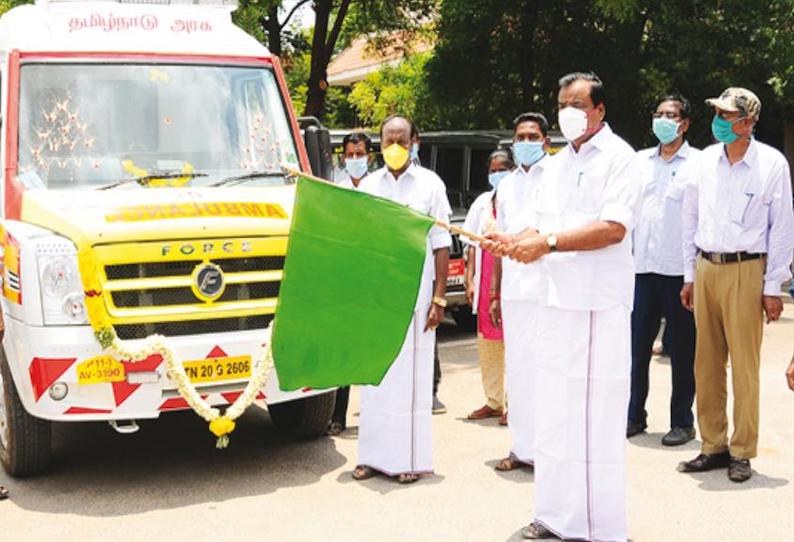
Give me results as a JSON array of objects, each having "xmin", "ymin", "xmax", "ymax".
[
  {"xmin": 410, "ymin": 143, "xmax": 420, "ymax": 162},
  {"xmin": 711, "ymin": 114, "xmax": 741, "ymax": 144},
  {"xmin": 512, "ymin": 141, "xmax": 545, "ymax": 167},
  {"xmin": 488, "ymin": 170, "xmax": 510, "ymax": 189},
  {"xmin": 652, "ymin": 117, "xmax": 680, "ymax": 145},
  {"xmin": 344, "ymin": 156, "xmax": 369, "ymax": 179}
]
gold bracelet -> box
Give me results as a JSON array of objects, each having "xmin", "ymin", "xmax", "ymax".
[{"xmin": 432, "ymin": 296, "xmax": 448, "ymax": 308}]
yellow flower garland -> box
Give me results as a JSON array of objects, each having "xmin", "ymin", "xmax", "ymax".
[{"xmin": 77, "ymin": 245, "xmax": 273, "ymax": 448}]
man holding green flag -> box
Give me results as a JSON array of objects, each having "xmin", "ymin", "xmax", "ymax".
[{"xmin": 352, "ymin": 115, "xmax": 452, "ymax": 484}]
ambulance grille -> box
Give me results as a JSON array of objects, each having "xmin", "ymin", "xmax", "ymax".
[
  {"xmin": 114, "ymin": 315, "xmax": 274, "ymax": 340},
  {"xmin": 110, "ymin": 282, "xmax": 282, "ymax": 308},
  {"xmin": 96, "ymin": 237, "xmax": 287, "ymax": 334},
  {"xmin": 105, "ymin": 256, "xmax": 285, "ymax": 280}
]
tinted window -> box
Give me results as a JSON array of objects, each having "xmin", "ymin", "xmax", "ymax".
[
  {"xmin": 469, "ymin": 147, "xmax": 493, "ymax": 194},
  {"xmin": 418, "ymin": 143, "xmax": 432, "ymax": 167},
  {"xmin": 434, "ymin": 146, "xmax": 464, "ymax": 207}
]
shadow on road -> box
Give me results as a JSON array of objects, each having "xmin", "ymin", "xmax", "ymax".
[
  {"xmin": 627, "ymin": 432, "xmax": 701, "ymax": 451},
  {"xmin": 6, "ymin": 407, "xmax": 346, "ymax": 517},
  {"xmin": 688, "ymin": 470, "xmax": 789, "ymax": 492},
  {"xmin": 484, "ymin": 459, "xmax": 534, "ymax": 483},
  {"xmin": 334, "ymin": 470, "xmax": 445, "ymax": 494}
]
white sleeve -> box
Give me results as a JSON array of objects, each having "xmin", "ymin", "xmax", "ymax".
[
  {"xmin": 762, "ymin": 159, "xmax": 794, "ymax": 295},
  {"xmin": 428, "ymin": 182, "xmax": 453, "ymax": 250},
  {"xmin": 461, "ymin": 199, "xmax": 481, "ymax": 247},
  {"xmin": 681, "ymin": 159, "xmax": 700, "ymax": 283},
  {"xmin": 599, "ymin": 149, "xmax": 641, "ymax": 231}
]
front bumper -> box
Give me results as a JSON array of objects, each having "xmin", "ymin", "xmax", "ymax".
[{"xmin": 3, "ymin": 317, "xmax": 326, "ymax": 422}]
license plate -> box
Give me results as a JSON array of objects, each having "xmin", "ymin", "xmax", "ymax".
[
  {"xmin": 182, "ymin": 355, "xmax": 252, "ymax": 384},
  {"xmin": 447, "ymin": 274, "xmax": 465, "ymax": 286},
  {"xmin": 77, "ymin": 355, "xmax": 126, "ymax": 385}
]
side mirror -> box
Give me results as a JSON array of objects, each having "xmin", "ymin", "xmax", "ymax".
[{"xmin": 298, "ymin": 116, "xmax": 334, "ymax": 181}]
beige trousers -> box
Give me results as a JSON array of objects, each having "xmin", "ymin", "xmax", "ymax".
[
  {"xmin": 694, "ymin": 255, "xmax": 764, "ymax": 459},
  {"xmin": 477, "ymin": 335, "xmax": 505, "ymax": 411}
]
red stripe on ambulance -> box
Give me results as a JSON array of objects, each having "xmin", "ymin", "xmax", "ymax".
[{"xmin": 29, "ymin": 357, "xmax": 76, "ymax": 401}]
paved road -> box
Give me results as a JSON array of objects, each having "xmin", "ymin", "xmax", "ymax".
[{"xmin": 3, "ymin": 304, "xmax": 794, "ymax": 542}]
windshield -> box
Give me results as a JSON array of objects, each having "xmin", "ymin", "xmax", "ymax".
[{"xmin": 17, "ymin": 63, "xmax": 300, "ymax": 189}]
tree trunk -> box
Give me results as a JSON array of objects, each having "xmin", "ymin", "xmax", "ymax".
[
  {"xmin": 518, "ymin": 0, "xmax": 541, "ymax": 112},
  {"xmin": 304, "ymin": 0, "xmax": 331, "ymax": 117},
  {"xmin": 304, "ymin": 0, "xmax": 352, "ymax": 118},
  {"xmin": 264, "ymin": 5, "xmax": 282, "ymax": 57}
]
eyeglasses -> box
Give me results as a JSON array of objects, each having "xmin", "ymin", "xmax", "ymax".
[{"xmin": 652, "ymin": 112, "xmax": 681, "ymax": 119}]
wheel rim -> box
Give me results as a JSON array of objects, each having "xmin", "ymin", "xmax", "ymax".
[{"xmin": 0, "ymin": 367, "xmax": 9, "ymax": 449}]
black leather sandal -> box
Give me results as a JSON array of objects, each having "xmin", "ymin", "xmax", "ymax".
[
  {"xmin": 521, "ymin": 522, "xmax": 557, "ymax": 540},
  {"xmin": 0, "ymin": 486, "xmax": 8, "ymax": 500},
  {"xmin": 352, "ymin": 465, "xmax": 376, "ymax": 481}
]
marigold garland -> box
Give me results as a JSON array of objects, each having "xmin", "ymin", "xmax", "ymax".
[{"xmin": 77, "ymin": 246, "xmax": 273, "ymax": 448}]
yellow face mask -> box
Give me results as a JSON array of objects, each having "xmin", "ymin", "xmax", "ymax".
[{"xmin": 382, "ymin": 143, "xmax": 410, "ymax": 170}]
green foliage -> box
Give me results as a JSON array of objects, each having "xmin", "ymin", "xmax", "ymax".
[
  {"xmin": 0, "ymin": 0, "xmax": 30, "ymax": 16},
  {"xmin": 424, "ymin": 0, "xmax": 794, "ymax": 150},
  {"xmin": 347, "ymin": 52, "xmax": 437, "ymax": 128}
]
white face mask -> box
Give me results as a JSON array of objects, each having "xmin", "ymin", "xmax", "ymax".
[{"xmin": 558, "ymin": 106, "xmax": 589, "ymax": 141}]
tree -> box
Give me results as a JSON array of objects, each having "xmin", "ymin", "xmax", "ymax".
[
  {"xmin": 303, "ymin": 0, "xmax": 436, "ymax": 119},
  {"xmin": 0, "ymin": 0, "xmax": 29, "ymax": 16},
  {"xmin": 425, "ymin": 0, "xmax": 794, "ymax": 150},
  {"xmin": 347, "ymin": 52, "xmax": 438, "ymax": 127},
  {"xmin": 234, "ymin": 0, "xmax": 311, "ymax": 57}
]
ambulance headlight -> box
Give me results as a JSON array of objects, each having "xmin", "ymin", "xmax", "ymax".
[
  {"xmin": 40, "ymin": 258, "xmax": 74, "ymax": 297},
  {"xmin": 62, "ymin": 292, "xmax": 87, "ymax": 322},
  {"xmin": 36, "ymin": 243, "xmax": 88, "ymax": 326}
]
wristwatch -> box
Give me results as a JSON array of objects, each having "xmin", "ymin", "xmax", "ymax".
[
  {"xmin": 432, "ymin": 296, "xmax": 448, "ymax": 308},
  {"xmin": 545, "ymin": 234, "xmax": 558, "ymax": 252}
]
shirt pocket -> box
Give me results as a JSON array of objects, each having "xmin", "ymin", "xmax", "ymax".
[
  {"xmin": 573, "ymin": 172, "xmax": 604, "ymax": 216},
  {"xmin": 664, "ymin": 180, "xmax": 685, "ymax": 202},
  {"xmin": 728, "ymin": 191, "xmax": 754, "ymax": 226}
]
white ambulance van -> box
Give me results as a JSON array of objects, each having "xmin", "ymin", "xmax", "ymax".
[{"xmin": 0, "ymin": 0, "xmax": 335, "ymax": 476}]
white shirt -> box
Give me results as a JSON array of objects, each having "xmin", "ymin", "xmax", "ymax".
[
  {"xmin": 461, "ymin": 190, "xmax": 496, "ymax": 313},
  {"xmin": 536, "ymin": 123, "xmax": 641, "ymax": 311},
  {"xmin": 336, "ymin": 170, "xmax": 365, "ymax": 190},
  {"xmin": 682, "ymin": 139, "xmax": 794, "ymax": 296},
  {"xmin": 496, "ymin": 160, "xmax": 548, "ymax": 301},
  {"xmin": 633, "ymin": 142, "xmax": 701, "ymax": 276},
  {"xmin": 359, "ymin": 163, "xmax": 453, "ymax": 305}
]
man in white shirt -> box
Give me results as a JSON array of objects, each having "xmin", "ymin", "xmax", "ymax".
[
  {"xmin": 335, "ymin": 132, "xmax": 372, "ymax": 190},
  {"xmin": 486, "ymin": 72, "xmax": 640, "ymax": 541},
  {"xmin": 678, "ymin": 87, "xmax": 794, "ymax": 483},
  {"xmin": 352, "ymin": 115, "xmax": 452, "ymax": 484},
  {"xmin": 627, "ymin": 95, "xmax": 700, "ymax": 446},
  {"xmin": 327, "ymin": 132, "xmax": 373, "ymax": 437},
  {"xmin": 489, "ymin": 113, "xmax": 550, "ymax": 471}
]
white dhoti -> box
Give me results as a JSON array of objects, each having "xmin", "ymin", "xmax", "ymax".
[
  {"xmin": 357, "ymin": 302, "xmax": 435, "ymax": 476},
  {"xmin": 501, "ymin": 299, "xmax": 538, "ymax": 464},
  {"xmin": 534, "ymin": 305, "xmax": 630, "ymax": 542}
]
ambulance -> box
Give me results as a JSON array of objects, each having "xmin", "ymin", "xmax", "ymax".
[{"xmin": 0, "ymin": 0, "xmax": 336, "ymax": 476}]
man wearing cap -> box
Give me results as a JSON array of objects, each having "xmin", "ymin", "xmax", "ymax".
[{"xmin": 679, "ymin": 87, "xmax": 794, "ymax": 482}]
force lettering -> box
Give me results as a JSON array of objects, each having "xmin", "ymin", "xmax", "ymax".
[
  {"xmin": 105, "ymin": 202, "xmax": 288, "ymax": 222},
  {"xmin": 161, "ymin": 240, "xmax": 253, "ymax": 257}
]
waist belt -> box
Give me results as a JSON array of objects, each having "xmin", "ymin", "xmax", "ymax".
[{"xmin": 699, "ymin": 250, "xmax": 764, "ymax": 264}]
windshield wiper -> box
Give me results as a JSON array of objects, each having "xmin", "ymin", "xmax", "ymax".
[
  {"xmin": 210, "ymin": 170, "xmax": 285, "ymax": 187},
  {"xmin": 96, "ymin": 172, "xmax": 208, "ymax": 190}
]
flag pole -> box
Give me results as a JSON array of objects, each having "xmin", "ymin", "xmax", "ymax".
[{"xmin": 282, "ymin": 165, "xmax": 488, "ymax": 243}]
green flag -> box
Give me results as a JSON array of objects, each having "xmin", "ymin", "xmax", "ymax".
[{"xmin": 272, "ymin": 175, "xmax": 435, "ymax": 391}]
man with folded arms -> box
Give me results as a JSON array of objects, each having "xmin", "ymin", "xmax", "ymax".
[{"xmin": 679, "ymin": 87, "xmax": 794, "ymax": 482}]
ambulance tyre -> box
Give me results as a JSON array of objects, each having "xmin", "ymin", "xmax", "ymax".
[
  {"xmin": 268, "ymin": 390, "xmax": 336, "ymax": 439},
  {"xmin": 0, "ymin": 348, "xmax": 52, "ymax": 477}
]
